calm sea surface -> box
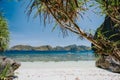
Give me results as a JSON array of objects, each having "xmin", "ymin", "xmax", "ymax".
[{"xmin": 0, "ymin": 50, "xmax": 95, "ymax": 62}]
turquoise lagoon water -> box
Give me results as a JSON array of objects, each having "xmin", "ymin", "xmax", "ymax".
[{"xmin": 0, "ymin": 50, "xmax": 95, "ymax": 62}]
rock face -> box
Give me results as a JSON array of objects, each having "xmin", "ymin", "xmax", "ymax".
[
  {"xmin": 10, "ymin": 44, "xmax": 91, "ymax": 51},
  {"xmin": 93, "ymin": 16, "xmax": 120, "ymax": 73},
  {"xmin": 0, "ymin": 57, "xmax": 21, "ymax": 79},
  {"xmin": 96, "ymin": 55, "xmax": 120, "ymax": 73}
]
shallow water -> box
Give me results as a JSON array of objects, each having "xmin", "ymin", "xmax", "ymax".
[{"xmin": 0, "ymin": 50, "xmax": 95, "ymax": 61}]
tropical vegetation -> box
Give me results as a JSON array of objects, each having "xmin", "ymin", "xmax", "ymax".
[
  {"xmin": 0, "ymin": 14, "xmax": 9, "ymax": 52},
  {"xmin": 0, "ymin": 1, "xmax": 10, "ymax": 79},
  {"xmin": 27, "ymin": 0, "xmax": 120, "ymax": 59},
  {"xmin": 0, "ymin": 0, "xmax": 120, "ymax": 74}
]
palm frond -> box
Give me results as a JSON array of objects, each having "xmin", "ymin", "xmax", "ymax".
[
  {"xmin": 27, "ymin": 0, "xmax": 87, "ymax": 27},
  {"xmin": 0, "ymin": 15, "xmax": 9, "ymax": 52},
  {"xmin": 108, "ymin": 33, "xmax": 120, "ymax": 39},
  {"xmin": 96, "ymin": 0, "xmax": 120, "ymax": 24},
  {"xmin": 27, "ymin": 0, "xmax": 102, "ymax": 49}
]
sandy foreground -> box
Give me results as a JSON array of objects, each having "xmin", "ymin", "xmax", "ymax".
[{"xmin": 14, "ymin": 61, "xmax": 120, "ymax": 80}]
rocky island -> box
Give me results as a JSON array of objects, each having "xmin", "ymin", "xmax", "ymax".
[{"xmin": 10, "ymin": 44, "xmax": 91, "ymax": 51}]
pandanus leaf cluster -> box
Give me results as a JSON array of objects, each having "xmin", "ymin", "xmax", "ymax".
[
  {"xmin": 27, "ymin": 0, "xmax": 120, "ymax": 62},
  {"xmin": 0, "ymin": 15, "xmax": 9, "ymax": 52}
]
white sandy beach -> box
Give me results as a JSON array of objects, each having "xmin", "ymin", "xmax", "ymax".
[{"xmin": 14, "ymin": 61, "xmax": 120, "ymax": 80}]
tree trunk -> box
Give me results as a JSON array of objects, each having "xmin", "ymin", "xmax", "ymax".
[
  {"xmin": 47, "ymin": 3, "xmax": 120, "ymax": 67},
  {"xmin": 30, "ymin": 0, "xmax": 120, "ymax": 72}
]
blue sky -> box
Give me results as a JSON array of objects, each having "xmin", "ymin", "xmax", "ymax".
[{"xmin": 0, "ymin": 1, "xmax": 105, "ymax": 47}]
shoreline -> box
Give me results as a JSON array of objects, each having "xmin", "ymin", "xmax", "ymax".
[
  {"xmin": 18, "ymin": 61, "xmax": 96, "ymax": 69},
  {"xmin": 15, "ymin": 61, "xmax": 120, "ymax": 80}
]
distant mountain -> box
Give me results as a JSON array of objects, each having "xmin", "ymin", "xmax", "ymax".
[
  {"xmin": 10, "ymin": 44, "xmax": 91, "ymax": 51},
  {"xmin": 10, "ymin": 45, "xmax": 34, "ymax": 51}
]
